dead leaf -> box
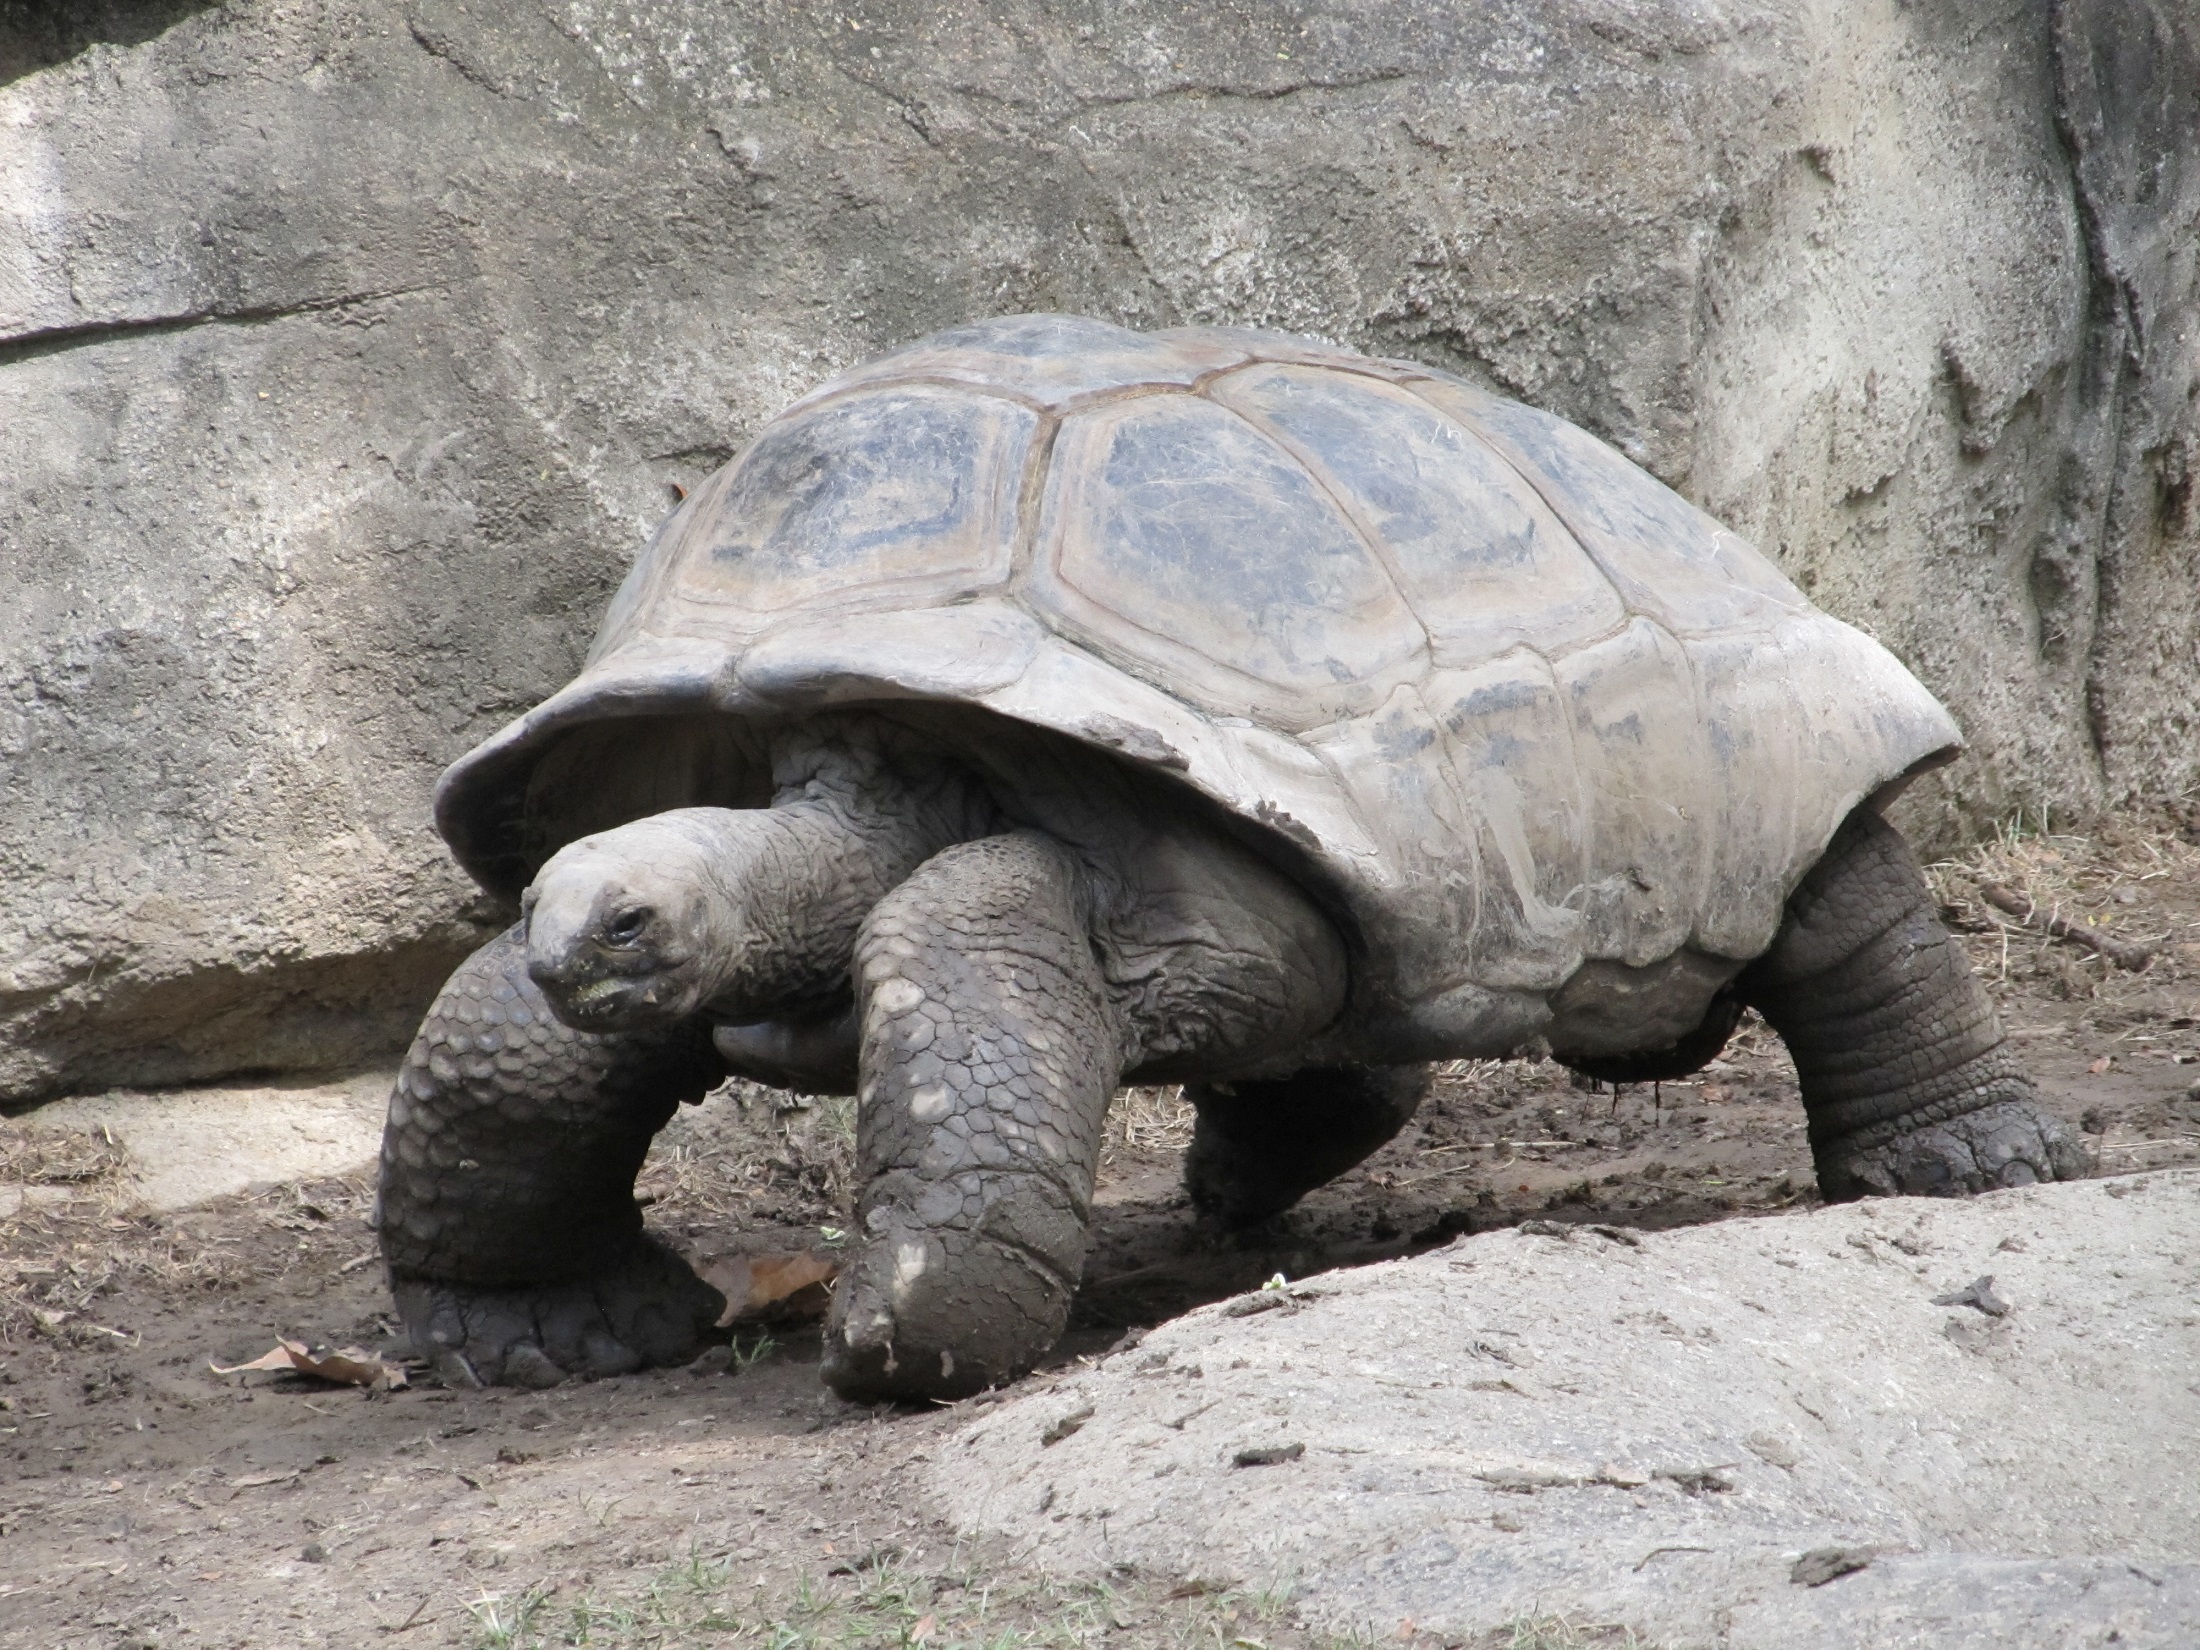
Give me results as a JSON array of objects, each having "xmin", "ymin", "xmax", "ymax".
[
  {"xmin": 2088, "ymin": 1055, "xmax": 2114, "ymax": 1075},
  {"xmin": 699, "ymin": 1250, "xmax": 840, "ymax": 1327},
  {"xmin": 210, "ymin": 1339, "xmax": 407, "ymax": 1390},
  {"xmin": 209, "ymin": 1344, "xmax": 301, "ymax": 1375},
  {"xmin": 911, "ymin": 1615, "xmax": 937, "ymax": 1642}
]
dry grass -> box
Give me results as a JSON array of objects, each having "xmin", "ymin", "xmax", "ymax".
[
  {"xmin": 1926, "ymin": 801, "xmax": 2200, "ymax": 1029},
  {"xmin": 638, "ymin": 1081, "xmax": 860, "ymax": 1237},
  {"xmin": 1102, "ymin": 1085, "xmax": 1196, "ymax": 1164},
  {"xmin": 0, "ymin": 1120, "xmax": 129, "ymax": 1189},
  {"xmin": 1, "ymin": 1117, "xmax": 373, "ymax": 1348},
  {"xmin": 464, "ymin": 1547, "xmax": 1375, "ymax": 1650}
]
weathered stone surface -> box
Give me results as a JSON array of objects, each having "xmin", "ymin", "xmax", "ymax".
[
  {"xmin": 3, "ymin": 0, "xmax": 2196, "ymax": 1102},
  {"xmin": 13, "ymin": 1067, "xmax": 389, "ymax": 1210},
  {"xmin": 930, "ymin": 1172, "xmax": 2200, "ymax": 1647}
]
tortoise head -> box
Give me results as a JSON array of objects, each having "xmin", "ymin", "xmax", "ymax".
[{"xmin": 522, "ymin": 813, "xmax": 731, "ymax": 1033}]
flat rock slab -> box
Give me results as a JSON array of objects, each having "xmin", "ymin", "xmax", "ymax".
[
  {"xmin": 933, "ymin": 1174, "xmax": 2200, "ymax": 1647},
  {"xmin": 10, "ymin": 1070, "xmax": 390, "ymax": 1211}
]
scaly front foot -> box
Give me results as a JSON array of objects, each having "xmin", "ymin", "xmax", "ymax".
[{"xmin": 392, "ymin": 1234, "xmax": 725, "ymax": 1388}]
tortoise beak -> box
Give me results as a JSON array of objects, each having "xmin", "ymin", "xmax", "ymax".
[{"xmin": 522, "ymin": 869, "xmax": 652, "ymax": 1028}]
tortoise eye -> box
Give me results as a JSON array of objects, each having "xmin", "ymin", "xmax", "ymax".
[{"xmin": 604, "ymin": 906, "xmax": 652, "ymax": 945}]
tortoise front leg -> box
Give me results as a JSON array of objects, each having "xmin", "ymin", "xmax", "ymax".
[
  {"xmin": 823, "ymin": 834, "xmax": 1126, "ymax": 1402},
  {"xmin": 1740, "ymin": 810, "xmax": 2089, "ymax": 1199},
  {"xmin": 378, "ymin": 925, "xmax": 727, "ymax": 1387}
]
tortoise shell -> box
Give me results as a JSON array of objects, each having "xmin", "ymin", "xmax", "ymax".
[{"xmin": 437, "ymin": 315, "xmax": 1958, "ymax": 1057}]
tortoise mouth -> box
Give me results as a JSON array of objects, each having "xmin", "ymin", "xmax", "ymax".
[{"xmin": 536, "ymin": 969, "xmax": 682, "ymax": 1034}]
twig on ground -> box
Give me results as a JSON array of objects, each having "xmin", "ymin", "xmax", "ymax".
[{"xmin": 1977, "ymin": 881, "xmax": 2151, "ymax": 971}]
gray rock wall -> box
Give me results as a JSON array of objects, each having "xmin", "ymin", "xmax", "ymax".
[{"xmin": 3, "ymin": 0, "xmax": 2195, "ymax": 1105}]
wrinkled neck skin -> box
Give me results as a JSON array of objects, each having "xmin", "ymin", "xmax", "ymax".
[{"xmin": 731, "ymin": 721, "xmax": 998, "ymax": 1013}]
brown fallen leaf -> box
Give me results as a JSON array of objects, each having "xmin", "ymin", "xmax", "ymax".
[
  {"xmin": 210, "ymin": 1339, "xmax": 407, "ymax": 1390},
  {"xmin": 2088, "ymin": 1055, "xmax": 2114, "ymax": 1075},
  {"xmin": 699, "ymin": 1250, "xmax": 840, "ymax": 1327}
]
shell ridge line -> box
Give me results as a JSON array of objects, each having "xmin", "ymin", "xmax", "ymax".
[
  {"xmin": 785, "ymin": 372, "xmax": 1053, "ymax": 418},
  {"xmin": 1200, "ymin": 374, "xmax": 1436, "ymax": 664},
  {"xmin": 1005, "ymin": 411, "xmax": 1063, "ymax": 591},
  {"xmin": 1195, "ymin": 355, "xmax": 1408, "ymax": 397},
  {"xmin": 1394, "ymin": 377, "xmax": 1638, "ymax": 628},
  {"xmin": 1050, "ymin": 379, "xmax": 1217, "ymax": 416}
]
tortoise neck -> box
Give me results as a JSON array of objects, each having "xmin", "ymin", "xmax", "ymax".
[{"xmin": 698, "ymin": 722, "xmax": 996, "ymax": 1018}]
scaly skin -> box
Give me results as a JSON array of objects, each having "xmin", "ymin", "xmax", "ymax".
[
  {"xmin": 823, "ymin": 834, "xmax": 1127, "ymax": 1402},
  {"xmin": 376, "ymin": 925, "xmax": 726, "ymax": 1385},
  {"xmin": 1741, "ymin": 810, "xmax": 2089, "ymax": 1199}
]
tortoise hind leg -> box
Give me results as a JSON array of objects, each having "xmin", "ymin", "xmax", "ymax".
[
  {"xmin": 378, "ymin": 924, "xmax": 727, "ymax": 1387},
  {"xmin": 1183, "ymin": 1064, "xmax": 1431, "ymax": 1225},
  {"xmin": 1738, "ymin": 810, "xmax": 2089, "ymax": 1199}
]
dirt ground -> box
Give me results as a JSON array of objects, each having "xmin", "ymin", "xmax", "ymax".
[{"xmin": 3, "ymin": 806, "xmax": 2197, "ymax": 1650}]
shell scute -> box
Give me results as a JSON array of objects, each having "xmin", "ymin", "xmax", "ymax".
[
  {"xmin": 1412, "ymin": 377, "xmax": 1807, "ymax": 636},
  {"xmin": 1423, "ymin": 651, "xmax": 1591, "ymax": 989},
  {"xmin": 674, "ymin": 386, "xmax": 1032, "ymax": 616},
  {"xmin": 1031, "ymin": 395, "xmax": 1425, "ymax": 720},
  {"xmin": 1210, "ymin": 363, "xmax": 1626, "ymax": 665},
  {"xmin": 1552, "ymin": 619, "xmax": 1714, "ymax": 968}
]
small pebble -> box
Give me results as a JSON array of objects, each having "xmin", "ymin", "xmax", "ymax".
[{"xmin": 1791, "ymin": 1546, "xmax": 1872, "ymax": 1587}]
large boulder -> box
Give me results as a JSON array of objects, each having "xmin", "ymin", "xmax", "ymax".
[
  {"xmin": 930, "ymin": 1172, "xmax": 2200, "ymax": 1647},
  {"xmin": 2, "ymin": 0, "xmax": 2196, "ymax": 1103}
]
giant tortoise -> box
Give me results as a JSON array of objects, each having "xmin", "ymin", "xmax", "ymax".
[{"xmin": 377, "ymin": 314, "xmax": 2085, "ymax": 1402}]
